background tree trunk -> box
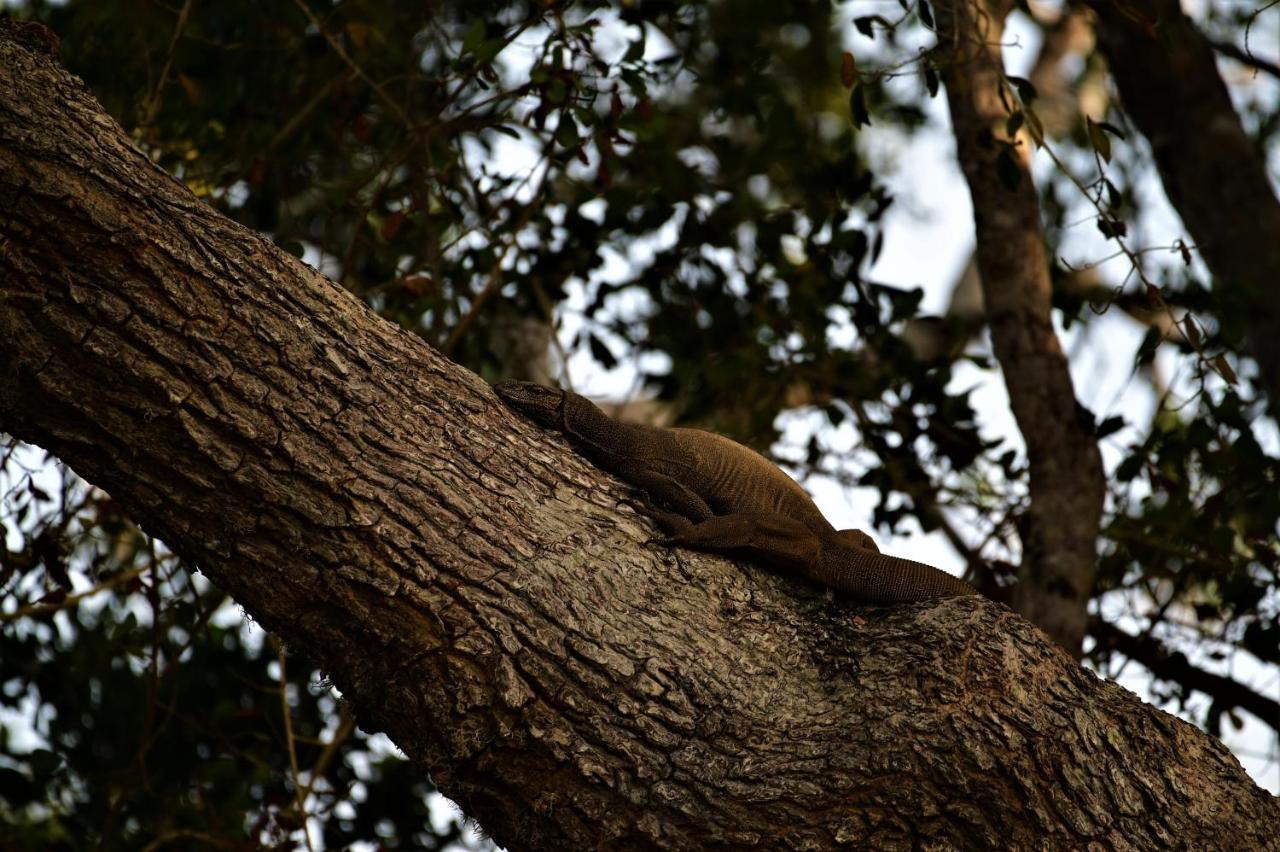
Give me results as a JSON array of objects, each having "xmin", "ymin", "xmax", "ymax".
[
  {"xmin": 934, "ymin": 0, "xmax": 1106, "ymax": 655},
  {"xmin": 1, "ymin": 24, "xmax": 1276, "ymax": 850}
]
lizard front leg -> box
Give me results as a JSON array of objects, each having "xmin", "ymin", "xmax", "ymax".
[
  {"xmin": 616, "ymin": 467, "xmax": 716, "ymax": 523},
  {"xmin": 652, "ymin": 512, "xmax": 821, "ymax": 575}
]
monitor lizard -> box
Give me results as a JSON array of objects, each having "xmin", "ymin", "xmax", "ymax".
[{"xmin": 493, "ymin": 381, "xmax": 976, "ymax": 604}]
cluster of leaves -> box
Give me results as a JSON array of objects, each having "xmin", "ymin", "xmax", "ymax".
[
  {"xmin": 0, "ymin": 445, "xmax": 484, "ymax": 850},
  {"xmin": 1098, "ymin": 387, "xmax": 1279, "ymax": 720}
]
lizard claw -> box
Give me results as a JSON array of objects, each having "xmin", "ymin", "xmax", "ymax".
[{"xmin": 615, "ymin": 496, "xmax": 648, "ymax": 514}]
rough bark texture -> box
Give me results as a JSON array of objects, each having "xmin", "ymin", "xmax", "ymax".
[
  {"xmin": 1, "ymin": 24, "xmax": 1277, "ymax": 850},
  {"xmin": 934, "ymin": 0, "xmax": 1107, "ymax": 655},
  {"xmin": 1088, "ymin": 0, "xmax": 1280, "ymax": 411}
]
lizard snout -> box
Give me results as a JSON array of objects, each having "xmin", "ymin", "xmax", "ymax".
[{"xmin": 493, "ymin": 381, "xmax": 566, "ymax": 429}]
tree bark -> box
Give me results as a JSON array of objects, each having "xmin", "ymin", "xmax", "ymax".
[
  {"xmin": 934, "ymin": 0, "xmax": 1107, "ymax": 655},
  {"xmin": 1087, "ymin": 0, "xmax": 1280, "ymax": 410},
  {"xmin": 1, "ymin": 23, "xmax": 1276, "ymax": 850}
]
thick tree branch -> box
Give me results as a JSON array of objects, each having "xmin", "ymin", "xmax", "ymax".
[
  {"xmin": 1, "ymin": 23, "xmax": 1276, "ymax": 849},
  {"xmin": 934, "ymin": 0, "xmax": 1107, "ymax": 655},
  {"xmin": 1087, "ymin": 0, "xmax": 1280, "ymax": 410},
  {"xmin": 1090, "ymin": 617, "xmax": 1280, "ymax": 734}
]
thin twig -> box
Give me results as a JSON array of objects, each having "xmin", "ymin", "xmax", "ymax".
[
  {"xmin": 1015, "ymin": 95, "xmax": 1231, "ymax": 383},
  {"xmin": 0, "ymin": 564, "xmax": 147, "ymax": 624},
  {"xmin": 296, "ymin": 703, "xmax": 357, "ymax": 805},
  {"xmin": 1208, "ymin": 37, "xmax": 1280, "ymax": 81},
  {"xmin": 292, "ymin": 0, "xmax": 412, "ymax": 128},
  {"xmin": 273, "ymin": 638, "xmax": 315, "ymax": 852},
  {"xmin": 141, "ymin": 0, "xmax": 194, "ymax": 126}
]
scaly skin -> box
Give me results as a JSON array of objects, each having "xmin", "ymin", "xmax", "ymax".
[{"xmin": 493, "ymin": 381, "xmax": 975, "ymax": 603}]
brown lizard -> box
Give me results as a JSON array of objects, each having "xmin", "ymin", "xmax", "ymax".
[{"xmin": 494, "ymin": 381, "xmax": 976, "ymax": 603}]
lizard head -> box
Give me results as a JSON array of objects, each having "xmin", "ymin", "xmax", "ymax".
[
  {"xmin": 492, "ymin": 381, "xmax": 567, "ymax": 429},
  {"xmin": 835, "ymin": 528, "xmax": 879, "ymax": 553}
]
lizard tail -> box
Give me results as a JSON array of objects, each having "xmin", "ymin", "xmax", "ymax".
[{"xmin": 819, "ymin": 545, "xmax": 977, "ymax": 604}]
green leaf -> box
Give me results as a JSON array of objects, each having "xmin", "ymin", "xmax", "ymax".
[
  {"xmin": 555, "ymin": 112, "xmax": 579, "ymax": 147},
  {"xmin": 850, "ymin": 84, "xmax": 870, "ymax": 128},
  {"xmin": 1096, "ymin": 415, "xmax": 1126, "ymax": 439},
  {"xmin": 1115, "ymin": 453, "xmax": 1144, "ymax": 483},
  {"xmin": 1087, "ymin": 118, "xmax": 1112, "ymax": 163},
  {"xmin": 924, "ymin": 66, "xmax": 939, "ymax": 98},
  {"xmin": 462, "ymin": 19, "xmax": 486, "ymax": 57},
  {"xmin": 1212, "ymin": 354, "xmax": 1239, "ymax": 385},
  {"xmin": 1007, "ymin": 75, "xmax": 1037, "ymax": 103},
  {"xmin": 1005, "ymin": 110, "xmax": 1024, "ymax": 138},
  {"xmin": 1096, "ymin": 120, "xmax": 1127, "ymax": 139},
  {"xmin": 1182, "ymin": 315, "xmax": 1201, "ymax": 347},
  {"xmin": 623, "ymin": 33, "xmax": 645, "ymax": 63},
  {"xmin": 28, "ymin": 749, "xmax": 62, "ymax": 777},
  {"xmin": 588, "ymin": 333, "xmax": 617, "ymax": 369},
  {"xmin": 996, "ymin": 147, "xmax": 1022, "ymax": 191},
  {"xmin": 110, "ymin": 610, "xmax": 138, "ymax": 642},
  {"xmin": 1135, "ymin": 325, "xmax": 1161, "ymax": 366},
  {"xmin": 474, "ymin": 38, "xmax": 504, "ymax": 65},
  {"xmin": 1104, "ymin": 178, "xmax": 1122, "ymax": 210},
  {"xmin": 918, "ymin": 0, "xmax": 935, "ymax": 29},
  {"xmin": 546, "ymin": 77, "xmax": 568, "ymax": 105},
  {"xmin": 1096, "ymin": 216, "xmax": 1126, "ymax": 239}
]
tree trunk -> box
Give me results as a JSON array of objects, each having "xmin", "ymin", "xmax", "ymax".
[
  {"xmin": 1088, "ymin": 0, "xmax": 1280, "ymax": 411},
  {"xmin": 0, "ymin": 23, "xmax": 1275, "ymax": 850},
  {"xmin": 934, "ymin": 0, "xmax": 1107, "ymax": 655}
]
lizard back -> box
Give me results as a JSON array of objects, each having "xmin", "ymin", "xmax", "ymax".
[{"xmin": 662, "ymin": 428, "xmax": 833, "ymax": 535}]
